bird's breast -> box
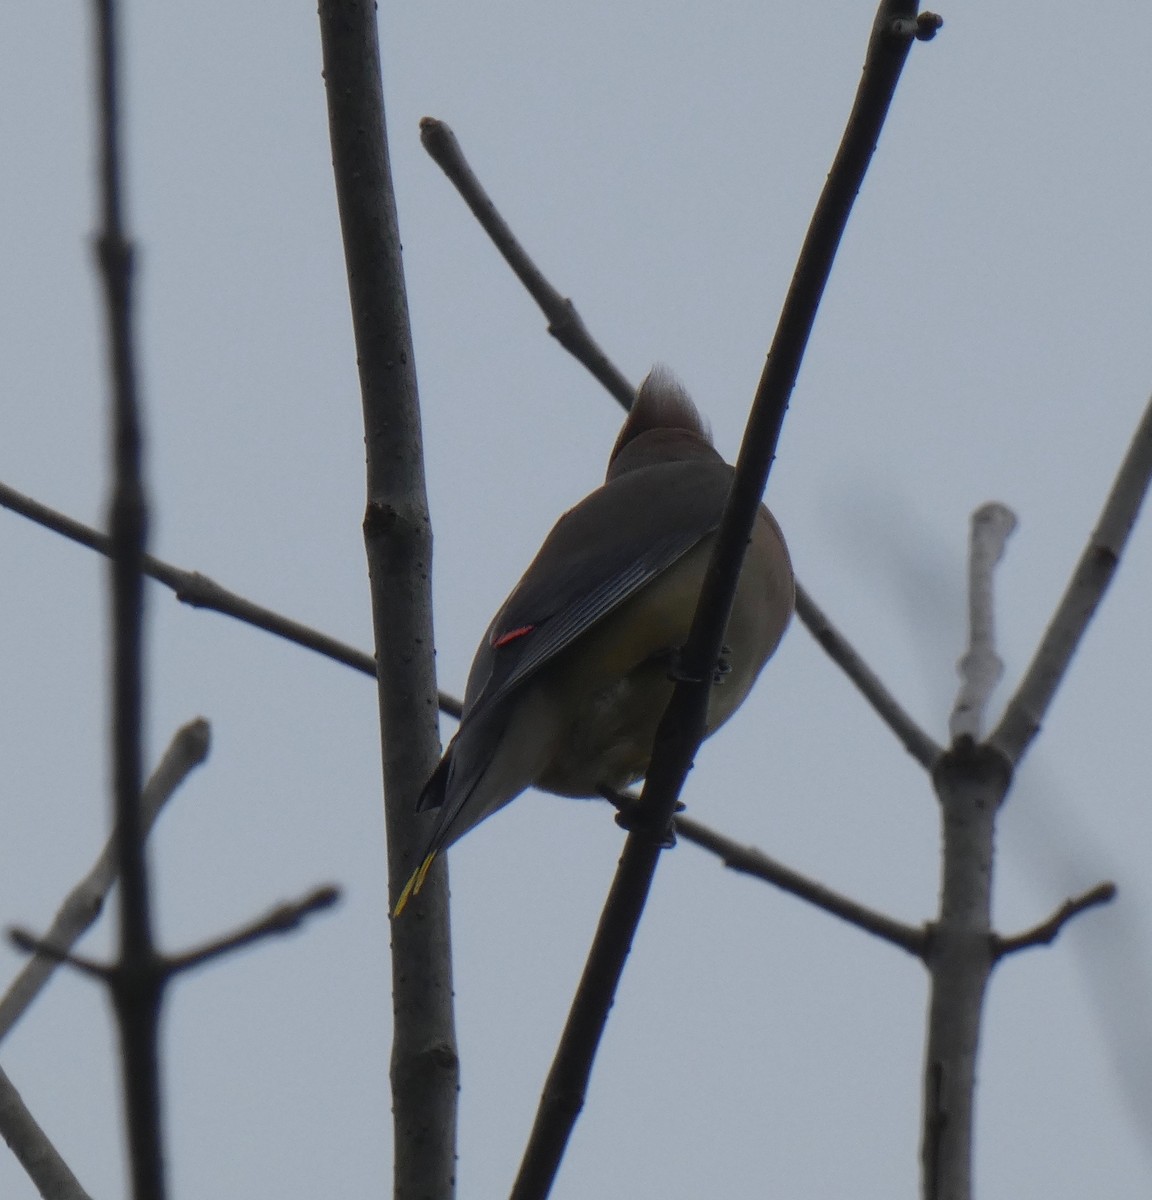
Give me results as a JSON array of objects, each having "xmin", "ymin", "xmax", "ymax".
[{"xmin": 531, "ymin": 530, "xmax": 787, "ymax": 797}]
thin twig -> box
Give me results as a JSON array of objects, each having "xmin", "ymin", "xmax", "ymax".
[
  {"xmin": 319, "ymin": 5, "xmax": 459, "ymax": 1198},
  {"xmin": 993, "ymin": 882, "xmax": 1117, "ymax": 958},
  {"xmin": 601, "ymin": 788, "xmax": 924, "ymax": 952},
  {"xmin": 13, "ymin": 888, "xmax": 339, "ymax": 980},
  {"xmin": 950, "ymin": 504, "xmax": 1016, "ymax": 742},
  {"xmin": 0, "ymin": 479, "xmax": 464, "ymax": 718},
  {"xmin": 0, "ymin": 720, "xmax": 210, "ymax": 1045},
  {"xmin": 675, "ymin": 814, "xmax": 926, "ymax": 955},
  {"xmin": 511, "ymin": 8, "xmax": 934, "ymax": 1196},
  {"xmin": 7, "ymin": 933, "xmax": 106, "ymax": 980},
  {"xmin": 0, "ymin": 1067, "xmax": 94, "ymax": 1200},
  {"xmin": 163, "ymin": 887, "xmax": 340, "ymax": 974},
  {"xmin": 796, "ymin": 582, "xmax": 942, "ymax": 769},
  {"xmin": 419, "ymin": 118, "xmax": 636, "ymax": 409},
  {"xmin": 990, "ymin": 393, "xmax": 1152, "ymax": 764}
]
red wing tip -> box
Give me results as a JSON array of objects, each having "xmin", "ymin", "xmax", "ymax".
[{"xmin": 491, "ymin": 623, "xmax": 536, "ymax": 649}]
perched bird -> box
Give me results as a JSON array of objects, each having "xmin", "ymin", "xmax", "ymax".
[{"xmin": 393, "ymin": 368, "xmax": 793, "ymax": 915}]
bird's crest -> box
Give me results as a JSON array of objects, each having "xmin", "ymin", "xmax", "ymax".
[{"xmin": 607, "ymin": 367, "xmax": 713, "ymax": 479}]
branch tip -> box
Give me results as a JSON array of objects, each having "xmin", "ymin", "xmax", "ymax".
[
  {"xmin": 916, "ymin": 12, "xmax": 944, "ymax": 40},
  {"xmin": 995, "ymin": 882, "xmax": 1117, "ymax": 958},
  {"xmin": 165, "ymin": 883, "xmax": 342, "ymax": 976},
  {"xmin": 8, "ymin": 930, "xmax": 108, "ymax": 980},
  {"xmin": 889, "ymin": 12, "xmax": 944, "ymax": 41}
]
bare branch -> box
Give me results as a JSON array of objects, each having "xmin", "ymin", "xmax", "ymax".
[
  {"xmin": 163, "ymin": 887, "xmax": 340, "ymax": 974},
  {"xmin": 0, "ymin": 1067, "xmax": 94, "ymax": 1200},
  {"xmin": 921, "ymin": 740, "xmax": 1010, "ymax": 1200},
  {"xmin": 600, "ymin": 786, "xmax": 924, "ymax": 951},
  {"xmin": 0, "ymin": 480, "xmax": 464, "ymax": 720},
  {"xmin": 511, "ymin": 7, "xmax": 935, "ymax": 1196},
  {"xmin": 318, "ymin": 4, "xmax": 459, "ymax": 1197},
  {"xmin": 12, "ymin": 885, "xmax": 338, "ymax": 984},
  {"xmin": 0, "ymin": 480, "xmax": 371, "ymax": 668},
  {"xmin": 990, "ymin": 394, "xmax": 1152, "ymax": 764},
  {"xmin": 796, "ymin": 582, "xmax": 942, "ymax": 769},
  {"xmin": 419, "ymin": 118, "xmax": 636, "ymax": 410},
  {"xmin": 674, "ymin": 814, "xmax": 926, "ymax": 954},
  {"xmin": 7, "ymin": 932, "xmax": 107, "ymax": 980},
  {"xmin": 949, "ymin": 503, "xmax": 1017, "ymax": 742},
  {"xmin": 91, "ymin": 0, "xmax": 168, "ymax": 1192},
  {"xmin": 0, "ymin": 720, "xmax": 210, "ymax": 1045},
  {"xmin": 994, "ymin": 882, "xmax": 1117, "ymax": 958}
]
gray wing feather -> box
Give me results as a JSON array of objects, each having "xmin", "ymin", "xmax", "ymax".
[{"xmin": 461, "ymin": 457, "xmax": 732, "ymax": 723}]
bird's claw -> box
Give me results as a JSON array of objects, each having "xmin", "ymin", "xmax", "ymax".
[
  {"xmin": 713, "ymin": 646, "xmax": 732, "ymax": 684},
  {"xmin": 610, "ymin": 791, "xmax": 682, "ymax": 847}
]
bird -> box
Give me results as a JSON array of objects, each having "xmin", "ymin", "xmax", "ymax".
[{"xmin": 392, "ymin": 367, "xmax": 794, "ymax": 915}]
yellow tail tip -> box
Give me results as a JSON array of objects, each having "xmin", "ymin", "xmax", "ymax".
[{"xmin": 391, "ymin": 851, "xmax": 438, "ymax": 918}]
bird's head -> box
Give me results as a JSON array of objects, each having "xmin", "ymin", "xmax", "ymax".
[{"xmin": 606, "ymin": 366, "xmax": 718, "ymax": 481}]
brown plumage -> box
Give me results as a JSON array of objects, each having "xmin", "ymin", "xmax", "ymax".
[{"xmin": 393, "ymin": 368, "xmax": 793, "ymax": 915}]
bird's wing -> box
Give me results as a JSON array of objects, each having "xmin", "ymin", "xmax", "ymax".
[
  {"xmin": 414, "ymin": 525, "xmax": 706, "ymax": 819},
  {"xmin": 461, "ymin": 458, "xmax": 733, "ymax": 723}
]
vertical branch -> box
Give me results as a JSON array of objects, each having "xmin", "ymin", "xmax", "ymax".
[
  {"xmin": 317, "ymin": 4, "xmax": 459, "ymax": 1198},
  {"xmin": 922, "ymin": 743, "xmax": 1009, "ymax": 1200},
  {"xmin": 92, "ymin": 1, "xmax": 167, "ymax": 1197}
]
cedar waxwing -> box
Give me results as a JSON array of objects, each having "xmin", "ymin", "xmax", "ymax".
[{"xmin": 393, "ymin": 368, "xmax": 793, "ymax": 915}]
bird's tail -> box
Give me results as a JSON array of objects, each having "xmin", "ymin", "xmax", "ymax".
[{"xmin": 391, "ymin": 850, "xmax": 438, "ymax": 918}]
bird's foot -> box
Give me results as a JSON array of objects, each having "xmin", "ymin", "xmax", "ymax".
[
  {"xmin": 714, "ymin": 646, "xmax": 732, "ymax": 684},
  {"xmin": 601, "ymin": 786, "xmax": 682, "ymax": 847}
]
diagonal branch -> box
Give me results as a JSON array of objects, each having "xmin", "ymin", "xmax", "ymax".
[
  {"xmin": 0, "ymin": 1068, "xmax": 94, "ymax": 1200},
  {"xmin": 675, "ymin": 814, "xmax": 927, "ymax": 955},
  {"xmin": 993, "ymin": 882, "xmax": 1117, "ymax": 958},
  {"xmin": 162, "ymin": 887, "xmax": 340, "ymax": 974},
  {"xmin": 600, "ymin": 788, "xmax": 924, "ymax": 952},
  {"xmin": 0, "ymin": 479, "xmax": 465, "ymax": 716},
  {"xmin": 419, "ymin": 118, "xmax": 635, "ymax": 409},
  {"xmin": 989, "ymin": 393, "xmax": 1152, "ymax": 764},
  {"xmin": 796, "ymin": 582, "xmax": 941, "ymax": 769},
  {"xmin": 510, "ymin": 7, "xmax": 936, "ymax": 1197}
]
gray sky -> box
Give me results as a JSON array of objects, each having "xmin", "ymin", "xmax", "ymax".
[{"xmin": 2, "ymin": 2, "xmax": 1151, "ymax": 1197}]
